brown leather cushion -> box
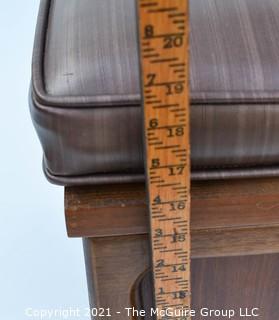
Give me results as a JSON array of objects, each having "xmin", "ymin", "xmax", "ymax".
[{"xmin": 30, "ymin": 0, "xmax": 279, "ymax": 185}]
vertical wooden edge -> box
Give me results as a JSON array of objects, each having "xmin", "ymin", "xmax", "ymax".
[{"xmin": 83, "ymin": 238, "xmax": 100, "ymax": 311}]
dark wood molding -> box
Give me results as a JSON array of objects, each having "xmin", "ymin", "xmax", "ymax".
[{"xmin": 65, "ymin": 178, "xmax": 279, "ymax": 258}]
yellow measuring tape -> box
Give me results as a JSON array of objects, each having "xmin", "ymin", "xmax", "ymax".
[{"xmin": 138, "ymin": 0, "xmax": 191, "ymax": 319}]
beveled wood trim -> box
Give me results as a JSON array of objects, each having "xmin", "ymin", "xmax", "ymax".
[
  {"xmin": 65, "ymin": 178, "xmax": 279, "ymax": 235},
  {"xmin": 65, "ymin": 178, "xmax": 279, "ymax": 258}
]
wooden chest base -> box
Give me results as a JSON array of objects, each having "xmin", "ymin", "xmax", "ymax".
[{"xmin": 65, "ymin": 178, "xmax": 279, "ymax": 319}]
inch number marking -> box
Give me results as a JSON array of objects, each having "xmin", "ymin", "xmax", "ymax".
[{"xmin": 138, "ymin": 0, "xmax": 191, "ymax": 319}]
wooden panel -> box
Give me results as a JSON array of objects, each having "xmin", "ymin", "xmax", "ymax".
[
  {"xmin": 84, "ymin": 235, "xmax": 279, "ymax": 319},
  {"xmin": 83, "ymin": 235, "xmax": 150, "ymax": 320},
  {"xmin": 134, "ymin": 254, "xmax": 279, "ymax": 319},
  {"xmin": 66, "ymin": 178, "xmax": 279, "ymax": 257},
  {"xmin": 192, "ymin": 226, "xmax": 279, "ymax": 258}
]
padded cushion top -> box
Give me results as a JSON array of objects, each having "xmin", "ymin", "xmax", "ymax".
[
  {"xmin": 44, "ymin": 0, "xmax": 279, "ymax": 104},
  {"xmin": 30, "ymin": 0, "xmax": 279, "ymax": 185}
]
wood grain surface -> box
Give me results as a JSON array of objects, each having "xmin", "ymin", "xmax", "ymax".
[
  {"xmin": 83, "ymin": 235, "xmax": 151, "ymax": 320},
  {"xmin": 83, "ymin": 237, "xmax": 279, "ymax": 319},
  {"xmin": 132, "ymin": 254, "xmax": 279, "ymax": 319},
  {"xmin": 66, "ymin": 178, "xmax": 279, "ymax": 258}
]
